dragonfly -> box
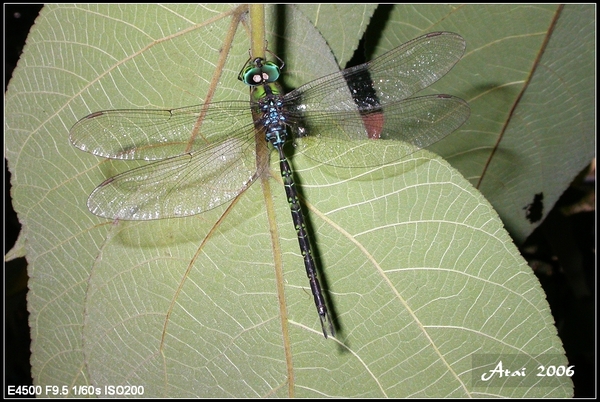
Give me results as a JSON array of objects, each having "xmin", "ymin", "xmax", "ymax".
[{"xmin": 70, "ymin": 31, "xmax": 470, "ymax": 339}]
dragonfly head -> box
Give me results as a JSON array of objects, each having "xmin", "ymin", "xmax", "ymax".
[{"xmin": 239, "ymin": 57, "xmax": 281, "ymax": 86}]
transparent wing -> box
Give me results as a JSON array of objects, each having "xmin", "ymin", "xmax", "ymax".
[
  {"xmin": 69, "ymin": 101, "xmax": 255, "ymax": 160},
  {"xmin": 285, "ymin": 32, "xmax": 466, "ymax": 115},
  {"xmin": 86, "ymin": 132, "xmax": 266, "ymax": 220},
  {"xmin": 282, "ymin": 32, "xmax": 469, "ymax": 166},
  {"xmin": 293, "ymin": 94, "xmax": 470, "ymax": 167}
]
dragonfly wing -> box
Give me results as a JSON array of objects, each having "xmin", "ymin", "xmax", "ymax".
[
  {"xmin": 377, "ymin": 94, "xmax": 470, "ymax": 143},
  {"xmin": 285, "ymin": 32, "xmax": 466, "ymax": 114},
  {"xmin": 69, "ymin": 101, "xmax": 254, "ymax": 161},
  {"xmin": 282, "ymin": 32, "xmax": 468, "ymax": 167},
  {"xmin": 290, "ymin": 95, "xmax": 470, "ymax": 167},
  {"xmin": 87, "ymin": 132, "xmax": 265, "ymax": 220}
]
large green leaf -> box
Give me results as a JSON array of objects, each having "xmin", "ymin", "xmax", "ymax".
[{"xmin": 5, "ymin": 4, "xmax": 577, "ymax": 397}]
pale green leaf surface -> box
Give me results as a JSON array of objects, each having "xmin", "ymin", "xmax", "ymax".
[
  {"xmin": 5, "ymin": 4, "xmax": 573, "ymax": 397},
  {"xmin": 297, "ymin": 4, "xmax": 377, "ymax": 66}
]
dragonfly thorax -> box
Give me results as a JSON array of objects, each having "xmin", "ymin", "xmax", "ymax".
[{"xmin": 252, "ymin": 83, "xmax": 288, "ymax": 149}]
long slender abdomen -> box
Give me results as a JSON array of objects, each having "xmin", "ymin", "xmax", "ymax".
[{"xmin": 276, "ymin": 146, "xmax": 333, "ymax": 338}]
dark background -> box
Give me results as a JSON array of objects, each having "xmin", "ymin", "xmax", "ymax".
[{"xmin": 4, "ymin": 4, "xmax": 595, "ymax": 397}]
